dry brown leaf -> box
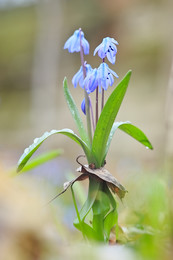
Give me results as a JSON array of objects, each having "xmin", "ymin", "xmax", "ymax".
[
  {"xmin": 76, "ymin": 164, "xmax": 127, "ymax": 199},
  {"xmin": 48, "ymin": 157, "xmax": 127, "ymax": 203}
]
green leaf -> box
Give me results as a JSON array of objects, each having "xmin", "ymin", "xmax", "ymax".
[
  {"xmin": 104, "ymin": 209, "xmax": 118, "ymax": 241},
  {"xmin": 91, "ymin": 71, "xmax": 132, "ymax": 167},
  {"xmin": 92, "ymin": 191, "xmax": 110, "ymax": 216},
  {"xmin": 92, "ymin": 191, "xmax": 111, "ymax": 242},
  {"xmin": 105, "ymin": 121, "xmax": 130, "ymax": 158},
  {"xmin": 17, "ymin": 149, "xmax": 62, "ymax": 174},
  {"xmin": 74, "ymin": 177, "xmax": 100, "ymax": 225},
  {"xmin": 76, "ymin": 222, "xmax": 99, "ymax": 241},
  {"xmin": 92, "ymin": 214, "xmax": 105, "ymax": 241},
  {"xmin": 17, "ymin": 129, "xmax": 91, "ymax": 172},
  {"xmin": 103, "ymin": 183, "xmax": 119, "ymax": 241},
  {"xmin": 104, "ymin": 183, "xmax": 117, "ymax": 209},
  {"xmin": 117, "ymin": 122, "xmax": 153, "ymax": 150},
  {"xmin": 71, "ymin": 184, "xmax": 97, "ymax": 241},
  {"xmin": 63, "ymin": 78, "xmax": 90, "ymax": 146},
  {"xmin": 104, "ymin": 121, "xmax": 153, "ymax": 160}
]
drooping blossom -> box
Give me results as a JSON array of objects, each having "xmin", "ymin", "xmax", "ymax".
[
  {"xmin": 94, "ymin": 37, "xmax": 118, "ymax": 64},
  {"xmin": 64, "ymin": 29, "xmax": 89, "ymax": 55},
  {"xmin": 72, "ymin": 63, "xmax": 93, "ymax": 88},
  {"xmin": 84, "ymin": 62, "xmax": 118, "ymax": 93}
]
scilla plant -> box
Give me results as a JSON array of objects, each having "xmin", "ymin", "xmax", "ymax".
[{"xmin": 17, "ymin": 28, "xmax": 153, "ymax": 243}]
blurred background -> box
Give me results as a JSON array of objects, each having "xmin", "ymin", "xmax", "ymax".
[
  {"xmin": 0, "ymin": 0, "xmax": 173, "ymax": 174},
  {"xmin": 0, "ymin": 0, "xmax": 173, "ymax": 259}
]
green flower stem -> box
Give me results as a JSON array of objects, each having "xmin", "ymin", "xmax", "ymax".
[
  {"xmin": 71, "ymin": 185, "xmax": 86, "ymax": 240},
  {"xmin": 79, "ymin": 28, "xmax": 92, "ymax": 145},
  {"xmin": 90, "ymin": 97, "xmax": 96, "ymax": 132}
]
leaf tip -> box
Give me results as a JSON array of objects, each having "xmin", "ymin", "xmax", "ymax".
[
  {"xmin": 16, "ymin": 164, "xmax": 22, "ymax": 173},
  {"xmin": 145, "ymin": 141, "xmax": 153, "ymax": 150},
  {"xmin": 127, "ymin": 70, "xmax": 132, "ymax": 78},
  {"xmin": 63, "ymin": 77, "xmax": 67, "ymax": 87},
  {"xmin": 149, "ymin": 144, "xmax": 154, "ymax": 150}
]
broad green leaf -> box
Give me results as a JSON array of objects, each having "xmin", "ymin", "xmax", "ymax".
[
  {"xmin": 104, "ymin": 209, "xmax": 118, "ymax": 241},
  {"xmin": 74, "ymin": 177, "xmax": 100, "ymax": 225},
  {"xmin": 92, "ymin": 71, "xmax": 132, "ymax": 167},
  {"xmin": 63, "ymin": 78, "xmax": 89, "ymax": 146},
  {"xmin": 117, "ymin": 122, "xmax": 153, "ymax": 150},
  {"xmin": 104, "ymin": 121, "xmax": 153, "ymax": 160},
  {"xmin": 17, "ymin": 129, "xmax": 91, "ymax": 172},
  {"xmin": 103, "ymin": 183, "xmax": 119, "ymax": 241},
  {"xmin": 92, "ymin": 191, "xmax": 110, "ymax": 242},
  {"xmin": 75, "ymin": 222, "xmax": 99, "ymax": 241},
  {"xmin": 15, "ymin": 150, "xmax": 62, "ymax": 175},
  {"xmin": 92, "ymin": 214, "xmax": 105, "ymax": 241},
  {"xmin": 105, "ymin": 121, "xmax": 130, "ymax": 158},
  {"xmin": 104, "ymin": 183, "xmax": 117, "ymax": 209},
  {"xmin": 92, "ymin": 191, "xmax": 110, "ymax": 216},
  {"xmin": 71, "ymin": 184, "xmax": 98, "ymax": 240}
]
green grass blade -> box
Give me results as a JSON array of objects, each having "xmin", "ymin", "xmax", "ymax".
[
  {"xmin": 17, "ymin": 129, "xmax": 91, "ymax": 172},
  {"xmin": 63, "ymin": 78, "xmax": 89, "ymax": 146},
  {"xmin": 92, "ymin": 71, "xmax": 132, "ymax": 167}
]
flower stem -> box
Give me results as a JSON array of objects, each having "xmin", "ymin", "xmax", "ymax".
[
  {"xmin": 71, "ymin": 186, "xmax": 86, "ymax": 240},
  {"xmin": 96, "ymin": 86, "xmax": 99, "ymax": 125},
  {"xmin": 101, "ymin": 88, "xmax": 104, "ymax": 111},
  {"xmin": 101, "ymin": 58, "xmax": 105, "ymax": 111},
  {"xmin": 90, "ymin": 96, "xmax": 95, "ymax": 132},
  {"xmin": 79, "ymin": 28, "xmax": 92, "ymax": 145}
]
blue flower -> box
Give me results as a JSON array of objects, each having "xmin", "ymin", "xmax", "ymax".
[
  {"xmin": 72, "ymin": 63, "xmax": 93, "ymax": 88},
  {"xmin": 97, "ymin": 63, "xmax": 118, "ymax": 91},
  {"xmin": 81, "ymin": 98, "xmax": 91, "ymax": 115},
  {"xmin": 94, "ymin": 37, "xmax": 118, "ymax": 64},
  {"xmin": 84, "ymin": 63, "xmax": 118, "ymax": 93},
  {"xmin": 81, "ymin": 98, "xmax": 86, "ymax": 115},
  {"xmin": 64, "ymin": 29, "xmax": 89, "ymax": 55},
  {"xmin": 83, "ymin": 68, "xmax": 98, "ymax": 93}
]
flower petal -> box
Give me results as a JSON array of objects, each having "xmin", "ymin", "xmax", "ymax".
[
  {"xmin": 64, "ymin": 29, "xmax": 90, "ymax": 54},
  {"xmin": 93, "ymin": 37, "xmax": 118, "ymax": 64},
  {"xmin": 108, "ymin": 67, "xmax": 119, "ymax": 78},
  {"xmin": 107, "ymin": 49, "xmax": 116, "ymax": 64},
  {"xmin": 111, "ymin": 38, "xmax": 119, "ymax": 45},
  {"xmin": 81, "ymin": 98, "xmax": 86, "ymax": 115},
  {"xmin": 82, "ymin": 38, "xmax": 90, "ymax": 55},
  {"xmin": 84, "ymin": 69, "xmax": 98, "ymax": 93},
  {"xmin": 72, "ymin": 64, "xmax": 93, "ymax": 89},
  {"xmin": 72, "ymin": 66, "xmax": 83, "ymax": 88},
  {"xmin": 81, "ymin": 97, "xmax": 91, "ymax": 115},
  {"xmin": 93, "ymin": 42, "xmax": 103, "ymax": 56}
]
